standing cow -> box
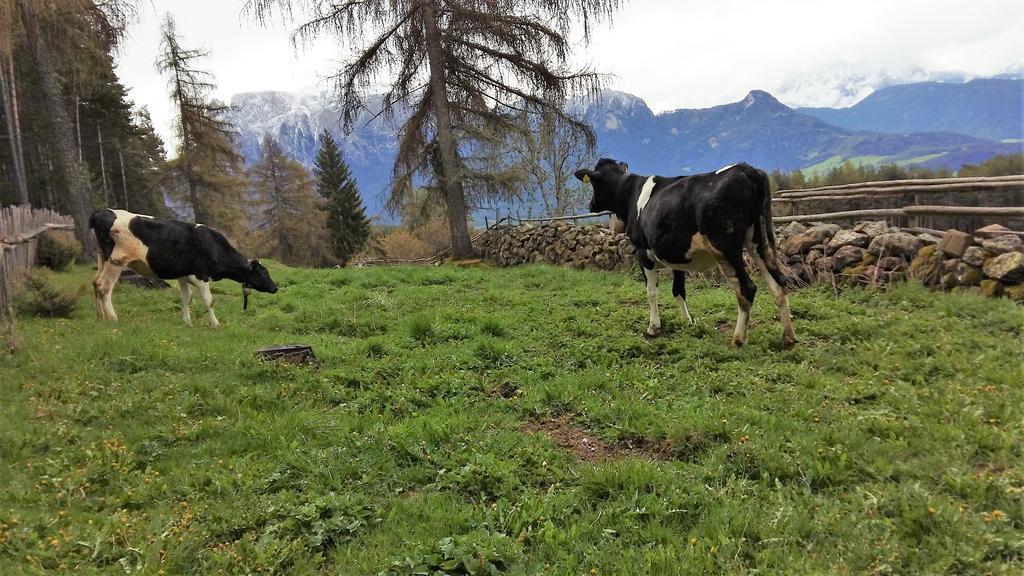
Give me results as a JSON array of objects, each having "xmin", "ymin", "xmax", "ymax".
[
  {"xmin": 574, "ymin": 159, "xmax": 796, "ymax": 348},
  {"xmin": 89, "ymin": 209, "xmax": 278, "ymax": 327}
]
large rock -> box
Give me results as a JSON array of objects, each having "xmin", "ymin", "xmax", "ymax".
[
  {"xmin": 956, "ymin": 262, "xmax": 984, "ymax": 287},
  {"xmin": 917, "ymin": 233, "xmax": 943, "ymax": 246},
  {"xmin": 983, "ymin": 252, "xmax": 1024, "ymax": 284},
  {"xmin": 877, "ymin": 256, "xmax": 906, "ymax": 272},
  {"xmin": 909, "ymin": 245, "xmax": 941, "ymax": 284},
  {"xmin": 826, "ymin": 229, "xmax": 870, "ymax": 254},
  {"xmin": 784, "ymin": 224, "xmax": 841, "ymax": 256},
  {"xmin": 975, "ymin": 224, "xmax": 1012, "ymax": 238},
  {"xmin": 978, "ymin": 279, "xmax": 1003, "ymax": 298},
  {"xmin": 962, "ymin": 246, "xmax": 990, "ymax": 267},
  {"xmin": 805, "ymin": 248, "xmax": 824, "ymax": 269},
  {"xmin": 868, "ymin": 232, "xmax": 923, "ymax": 258},
  {"xmin": 980, "ymin": 234, "xmax": 1023, "ymax": 255},
  {"xmin": 940, "ymin": 272, "xmax": 958, "ymax": 291},
  {"xmin": 1005, "ymin": 284, "xmax": 1024, "ymax": 303},
  {"xmin": 937, "ymin": 230, "xmax": 973, "ymax": 258},
  {"xmin": 781, "ymin": 221, "xmax": 807, "ymax": 237},
  {"xmin": 853, "ymin": 220, "xmax": 892, "ymax": 237},
  {"xmin": 832, "ymin": 245, "xmax": 867, "ymax": 270},
  {"xmin": 941, "ymin": 258, "xmax": 960, "ymax": 274}
]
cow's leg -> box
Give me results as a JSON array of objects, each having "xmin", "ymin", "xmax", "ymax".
[
  {"xmin": 643, "ymin": 266, "xmax": 661, "ymax": 338},
  {"xmin": 91, "ymin": 255, "xmax": 106, "ymax": 319},
  {"xmin": 190, "ymin": 277, "xmax": 221, "ymax": 329},
  {"xmin": 751, "ymin": 252, "xmax": 797, "ymax": 348},
  {"xmin": 719, "ymin": 251, "xmax": 756, "ymax": 348},
  {"xmin": 671, "ymin": 270, "xmax": 693, "ymax": 324},
  {"xmin": 177, "ymin": 278, "xmax": 193, "ymax": 327},
  {"xmin": 92, "ymin": 260, "xmax": 123, "ymax": 321}
]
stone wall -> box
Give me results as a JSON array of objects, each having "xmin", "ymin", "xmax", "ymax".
[
  {"xmin": 777, "ymin": 220, "xmax": 1024, "ymax": 302},
  {"xmin": 476, "ymin": 218, "xmax": 1024, "ymax": 302},
  {"xmin": 476, "ymin": 221, "xmax": 635, "ymax": 271}
]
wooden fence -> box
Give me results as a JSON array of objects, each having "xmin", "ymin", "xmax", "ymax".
[
  {"xmin": 772, "ymin": 176, "xmax": 1024, "ymax": 231},
  {"xmin": 1, "ymin": 205, "xmax": 76, "ymax": 351}
]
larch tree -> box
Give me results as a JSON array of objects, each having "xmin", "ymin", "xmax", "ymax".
[
  {"xmin": 246, "ymin": 0, "xmax": 621, "ymax": 258},
  {"xmin": 517, "ymin": 99, "xmax": 593, "ymax": 217},
  {"xmin": 251, "ymin": 134, "xmax": 328, "ymax": 267},
  {"xmin": 157, "ymin": 13, "xmax": 248, "ymax": 237},
  {"xmin": 313, "ymin": 130, "xmax": 369, "ymax": 266}
]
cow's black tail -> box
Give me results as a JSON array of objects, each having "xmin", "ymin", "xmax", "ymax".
[
  {"xmin": 751, "ymin": 168, "xmax": 791, "ymax": 289},
  {"xmin": 89, "ymin": 209, "xmax": 115, "ymax": 265}
]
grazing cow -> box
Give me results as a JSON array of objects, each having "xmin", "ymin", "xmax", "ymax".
[
  {"xmin": 574, "ymin": 159, "xmax": 796, "ymax": 348},
  {"xmin": 89, "ymin": 209, "xmax": 277, "ymax": 327}
]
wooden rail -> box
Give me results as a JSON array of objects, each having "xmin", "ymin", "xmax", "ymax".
[
  {"xmin": 772, "ymin": 175, "xmax": 1024, "ymax": 231},
  {"xmin": 775, "ymin": 175, "xmax": 1024, "ymax": 195},
  {"xmin": 772, "ymin": 205, "xmax": 1024, "ymax": 224},
  {"xmin": 1, "ymin": 205, "xmax": 76, "ymax": 352}
]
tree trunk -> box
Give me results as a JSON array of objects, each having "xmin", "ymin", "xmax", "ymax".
[
  {"xmin": 98, "ymin": 124, "xmax": 111, "ymax": 206},
  {"xmin": 23, "ymin": 12, "xmax": 96, "ymax": 259},
  {"xmin": 421, "ymin": 2, "xmax": 474, "ymax": 259},
  {"xmin": 118, "ymin": 147, "xmax": 128, "ymax": 209},
  {"xmin": 1, "ymin": 55, "xmax": 30, "ymax": 205}
]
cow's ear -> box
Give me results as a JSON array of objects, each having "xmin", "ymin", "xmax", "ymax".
[
  {"xmin": 618, "ymin": 162, "xmax": 629, "ymax": 172},
  {"xmin": 574, "ymin": 169, "xmax": 598, "ymax": 184},
  {"xmin": 250, "ymin": 259, "xmax": 261, "ymax": 270}
]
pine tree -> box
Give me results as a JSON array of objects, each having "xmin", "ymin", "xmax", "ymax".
[
  {"xmin": 313, "ymin": 130, "xmax": 369, "ymax": 266},
  {"xmin": 251, "ymin": 134, "xmax": 328, "ymax": 267}
]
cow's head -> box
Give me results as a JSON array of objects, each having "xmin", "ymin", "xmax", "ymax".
[
  {"xmin": 244, "ymin": 260, "xmax": 278, "ymax": 294},
  {"xmin": 574, "ymin": 158, "xmax": 630, "ymax": 214}
]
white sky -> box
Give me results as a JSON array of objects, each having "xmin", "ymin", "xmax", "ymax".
[{"xmin": 115, "ymin": 0, "xmax": 1024, "ymax": 147}]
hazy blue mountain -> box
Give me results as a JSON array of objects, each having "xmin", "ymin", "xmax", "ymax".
[
  {"xmin": 227, "ymin": 80, "xmax": 1019, "ymax": 217},
  {"xmin": 798, "ymin": 78, "xmax": 1023, "ymax": 142},
  {"xmin": 581, "ymin": 89, "xmax": 1016, "ymax": 177}
]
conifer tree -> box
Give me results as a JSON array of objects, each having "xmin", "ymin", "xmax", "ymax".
[
  {"xmin": 251, "ymin": 134, "xmax": 328, "ymax": 267},
  {"xmin": 313, "ymin": 130, "xmax": 369, "ymax": 266},
  {"xmin": 157, "ymin": 13, "xmax": 248, "ymax": 238}
]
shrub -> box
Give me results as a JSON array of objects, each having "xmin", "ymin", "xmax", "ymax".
[
  {"xmin": 378, "ymin": 218, "xmax": 451, "ymax": 261},
  {"xmin": 14, "ymin": 270, "xmax": 83, "ymax": 318},
  {"xmin": 35, "ymin": 231, "xmax": 82, "ymax": 271}
]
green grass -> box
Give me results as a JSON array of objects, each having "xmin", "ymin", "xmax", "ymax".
[
  {"xmin": 896, "ymin": 152, "xmax": 947, "ymax": 166},
  {"xmin": 801, "ymin": 155, "xmax": 891, "ymax": 177},
  {"xmin": 2, "ymin": 263, "xmax": 1023, "ymax": 575}
]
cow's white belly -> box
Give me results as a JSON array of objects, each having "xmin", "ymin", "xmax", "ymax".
[{"xmin": 645, "ymin": 233, "xmax": 721, "ymax": 272}]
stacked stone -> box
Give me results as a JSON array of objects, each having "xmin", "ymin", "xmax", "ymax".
[
  {"xmin": 778, "ymin": 220, "xmax": 927, "ymax": 285},
  {"xmin": 476, "ymin": 222, "xmax": 635, "ymax": 271},
  {"xmin": 477, "ymin": 219, "xmax": 1024, "ymax": 302},
  {"xmin": 925, "ymin": 224, "xmax": 1024, "ymax": 300},
  {"xmin": 775, "ymin": 220, "xmax": 1024, "ymax": 302}
]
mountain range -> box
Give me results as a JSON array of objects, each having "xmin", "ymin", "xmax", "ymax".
[{"xmin": 225, "ymin": 77, "xmax": 1023, "ymax": 218}]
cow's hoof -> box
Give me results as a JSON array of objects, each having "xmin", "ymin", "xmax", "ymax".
[
  {"xmin": 782, "ymin": 336, "xmax": 798, "ymax": 349},
  {"xmin": 644, "ymin": 327, "xmax": 662, "ymax": 339},
  {"xmin": 731, "ymin": 338, "xmax": 746, "ymax": 349}
]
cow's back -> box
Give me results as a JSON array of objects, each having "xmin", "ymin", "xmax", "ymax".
[{"xmin": 128, "ymin": 217, "xmax": 209, "ymax": 279}]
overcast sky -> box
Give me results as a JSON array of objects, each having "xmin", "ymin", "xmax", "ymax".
[{"xmin": 116, "ymin": 0, "xmax": 1023, "ymax": 147}]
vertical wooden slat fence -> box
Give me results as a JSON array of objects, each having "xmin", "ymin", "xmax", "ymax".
[{"xmin": 0, "ymin": 205, "xmax": 76, "ymax": 351}]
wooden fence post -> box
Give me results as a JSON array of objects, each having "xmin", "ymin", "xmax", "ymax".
[{"xmin": 0, "ymin": 205, "xmax": 76, "ymax": 352}]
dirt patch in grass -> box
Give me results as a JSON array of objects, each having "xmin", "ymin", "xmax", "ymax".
[{"xmin": 524, "ymin": 415, "xmax": 674, "ymax": 462}]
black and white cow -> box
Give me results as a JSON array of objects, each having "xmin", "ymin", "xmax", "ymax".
[
  {"xmin": 574, "ymin": 159, "xmax": 796, "ymax": 348},
  {"xmin": 89, "ymin": 209, "xmax": 277, "ymax": 327}
]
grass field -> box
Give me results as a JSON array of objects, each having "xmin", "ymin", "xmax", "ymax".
[{"xmin": 2, "ymin": 263, "xmax": 1023, "ymax": 575}]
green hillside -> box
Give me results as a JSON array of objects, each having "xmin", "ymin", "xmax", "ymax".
[{"xmin": 2, "ymin": 264, "xmax": 1022, "ymax": 574}]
